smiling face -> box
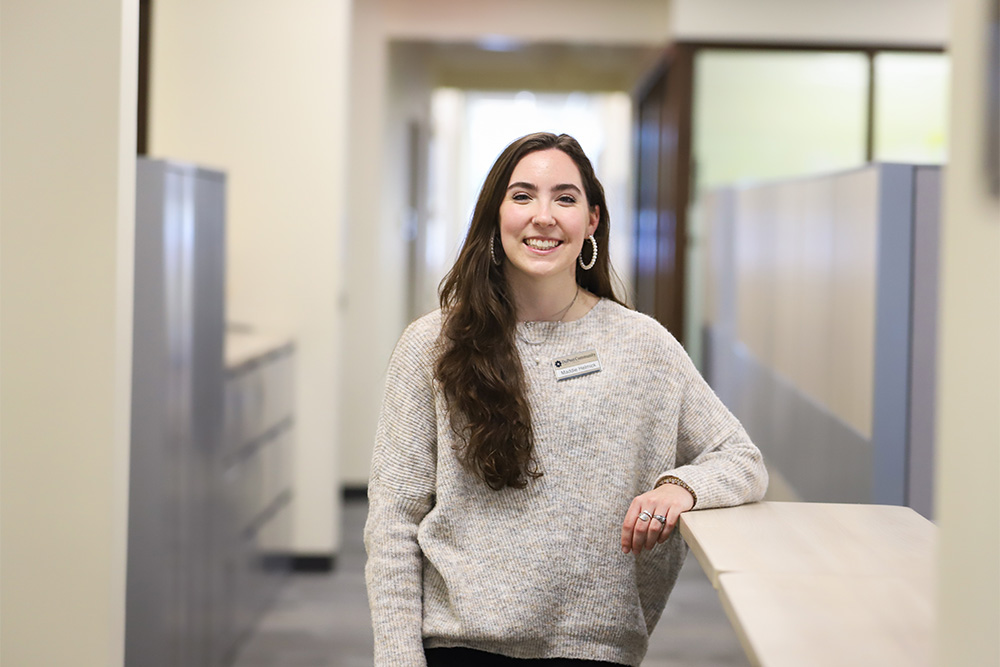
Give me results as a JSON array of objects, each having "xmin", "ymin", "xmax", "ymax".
[{"xmin": 498, "ymin": 148, "xmax": 600, "ymax": 290}]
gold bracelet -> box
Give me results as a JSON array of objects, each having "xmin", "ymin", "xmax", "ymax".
[{"xmin": 656, "ymin": 475, "xmax": 697, "ymax": 508}]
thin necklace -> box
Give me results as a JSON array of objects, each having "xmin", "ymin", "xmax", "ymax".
[{"xmin": 518, "ymin": 286, "xmax": 579, "ymax": 346}]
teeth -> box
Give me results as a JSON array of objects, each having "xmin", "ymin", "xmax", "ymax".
[{"xmin": 525, "ymin": 239, "xmax": 560, "ymax": 250}]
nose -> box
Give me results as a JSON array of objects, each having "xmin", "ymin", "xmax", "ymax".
[{"xmin": 532, "ymin": 203, "xmax": 555, "ymax": 226}]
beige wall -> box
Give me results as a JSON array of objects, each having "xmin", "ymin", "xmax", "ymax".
[
  {"xmin": 671, "ymin": 0, "xmax": 948, "ymax": 45},
  {"xmin": 340, "ymin": 0, "xmax": 394, "ymax": 487},
  {"xmin": 0, "ymin": 1, "xmax": 138, "ymax": 664},
  {"xmin": 933, "ymin": 0, "xmax": 1000, "ymax": 663},
  {"xmin": 149, "ymin": 0, "xmax": 352, "ymax": 554},
  {"xmin": 338, "ymin": 36, "xmax": 436, "ymax": 488}
]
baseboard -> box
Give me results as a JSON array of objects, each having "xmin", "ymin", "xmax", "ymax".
[
  {"xmin": 343, "ymin": 485, "xmax": 368, "ymax": 501},
  {"xmin": 289, "ymin": 555, "xmax": 336, "ymax": 573},
  {"xmin": 260, "ymin": 553, "xmax": 293, "ymax": 572}
]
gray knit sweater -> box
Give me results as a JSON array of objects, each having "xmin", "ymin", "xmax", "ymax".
[{"xmin": 365, "ymin": 299, "xmax": 767, "ymax": 666}]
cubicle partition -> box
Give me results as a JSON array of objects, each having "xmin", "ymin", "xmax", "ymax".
[
  {"xmin": 127, "ymin": 159, "xmax": 227, "ymax": 667},
  {"xmin": 126, "ymin": 159, "xmax": 297, "ymax": 667},
  {"xmin": 701, "ymin": 164, "xmax": 941, "ymax": 517}
]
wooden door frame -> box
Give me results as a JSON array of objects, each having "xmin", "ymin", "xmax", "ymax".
[
  {"xmin": 138, "ymin": 0, "xmax": 152, "ymax": 155},
  {"xmin": 633, "ymin": 44, "xmax": 695, "ymax": 344}
]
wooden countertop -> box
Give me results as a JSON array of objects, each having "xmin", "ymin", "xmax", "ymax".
[
  {"xmin": 678, "ymin": 502, "xmax": 937, "ymax": 667},
  {"xmin": 717, "ymin": 572, "xmax": 934, "ymax": 667}
]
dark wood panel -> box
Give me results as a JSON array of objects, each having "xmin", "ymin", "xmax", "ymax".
[
  {"xmin": 138, "ymin": 0, "xmax": 151, "ymax": 155},
  {"xmin": 634, "ymin": 75, "xmax": 663, "ymax": 317},
  {"xmin": 633, "ymin": 45, "xmax": 695, "ymax": 344}
]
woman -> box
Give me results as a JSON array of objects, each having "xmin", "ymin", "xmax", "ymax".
[{"xmin": 365, "ymin": 132, "xmax": 767, "ymax": 667}]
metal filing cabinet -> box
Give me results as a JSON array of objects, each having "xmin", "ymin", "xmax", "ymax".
[
  {"xmin": 219, "ymin": 335, "xmax": 295, "ymax": 663},
  {"xmin": 126, "ymin": 159, "xmax": 295, "ymax": 667}
]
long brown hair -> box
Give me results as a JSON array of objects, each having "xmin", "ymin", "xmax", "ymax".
[{"xmin": 436, "ymin": 133, "xmax": 624, "ymax": 490}]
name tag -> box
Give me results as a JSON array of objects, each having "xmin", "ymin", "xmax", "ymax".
[{"xmin": 553, "ymin": 349, "xmax": 602, "ymax": 381}]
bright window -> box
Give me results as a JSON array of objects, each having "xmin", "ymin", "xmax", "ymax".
[{"xmin": 874, "ymin": 52, "xmax": 950, "ymax": 164}]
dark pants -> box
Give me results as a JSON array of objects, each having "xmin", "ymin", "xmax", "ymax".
[{"xmin": 425, "ymin": 647, "xmax": 628, "ymax": 666}]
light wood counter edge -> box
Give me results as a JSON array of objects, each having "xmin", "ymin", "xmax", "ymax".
[
  {"xmin": 679, "ymin": 504, "xmax": 765, "ymax": 662},
  {"xmin": 715, "ymin": 575, "xmax": 765, "ymax": 667},
  {"xmin": 679, "ymin": 510, "xmax": 721, "ymax": 589}
]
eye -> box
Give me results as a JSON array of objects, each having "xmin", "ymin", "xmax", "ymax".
[
  {"xmin": 511, "ymin": 192, "xmax": 531, "ymax": 202},
  {"xmin": 557, "ymin": 194, "xmax": 578, "ymax": 204}
]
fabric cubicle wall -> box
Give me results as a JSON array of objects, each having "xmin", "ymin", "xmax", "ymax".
[{"xmin": 701, "ymin": 163, "xmax": 940, "ymax": 517}]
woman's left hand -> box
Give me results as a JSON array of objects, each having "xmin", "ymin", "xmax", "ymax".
[{"xmin": 621, "ymin": 482, "xmax": 695, "ymax": 554}]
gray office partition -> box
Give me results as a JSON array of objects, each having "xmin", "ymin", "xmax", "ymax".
[
  {"xmin": 872, "ymin": 164, "xmax": 919, "ymax": 507},
  {"xmin": 701, "ymin": 164, "xmax": 941, "ymax": 517},
  {"xmin": 126, "ymin": 159, "xmax": 226, "ymax": 667},
  {"xmin": 908, "ymin": 167, "xmax": 942, "ymax": 518}
]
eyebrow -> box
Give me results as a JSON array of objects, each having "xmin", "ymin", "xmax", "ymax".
[{"xmin": 506, "ymin": 182, "xmax": 583, "ymax": 195}]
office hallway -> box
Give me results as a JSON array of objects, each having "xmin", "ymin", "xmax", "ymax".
[{"xmin": 232, "ymin": 499, "xmax": 750, "ymax": 667}]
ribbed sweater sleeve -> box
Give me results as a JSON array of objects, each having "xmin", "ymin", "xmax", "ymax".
[
  {"xmin": 655, "ymin": 345, "xmax": 768, "ymax": 509},
  {"xmin": 364, "ymin": 314, "xmax": 439, "ymax": 667}
]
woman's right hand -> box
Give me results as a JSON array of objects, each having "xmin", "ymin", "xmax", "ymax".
[{"xmin": 620, "ymin": 482, "xmax": 695, "ymax": 554}]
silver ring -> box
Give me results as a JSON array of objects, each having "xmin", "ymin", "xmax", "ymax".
[
  {"xmin": 653, "ymin": 515, "xmax": 668, "ymax": 524},
  {"xmin": 638, "ymin": 510, "xmax": 652, "ymax": 522}
]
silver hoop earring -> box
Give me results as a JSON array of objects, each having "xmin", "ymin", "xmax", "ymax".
[
  {"xmin": 489, "ymin": 234, "xmax": 502, "ymax": 266},
  {"xmin": 578, "ymin": 235, "xmax": 597, "ymax": 271}
]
